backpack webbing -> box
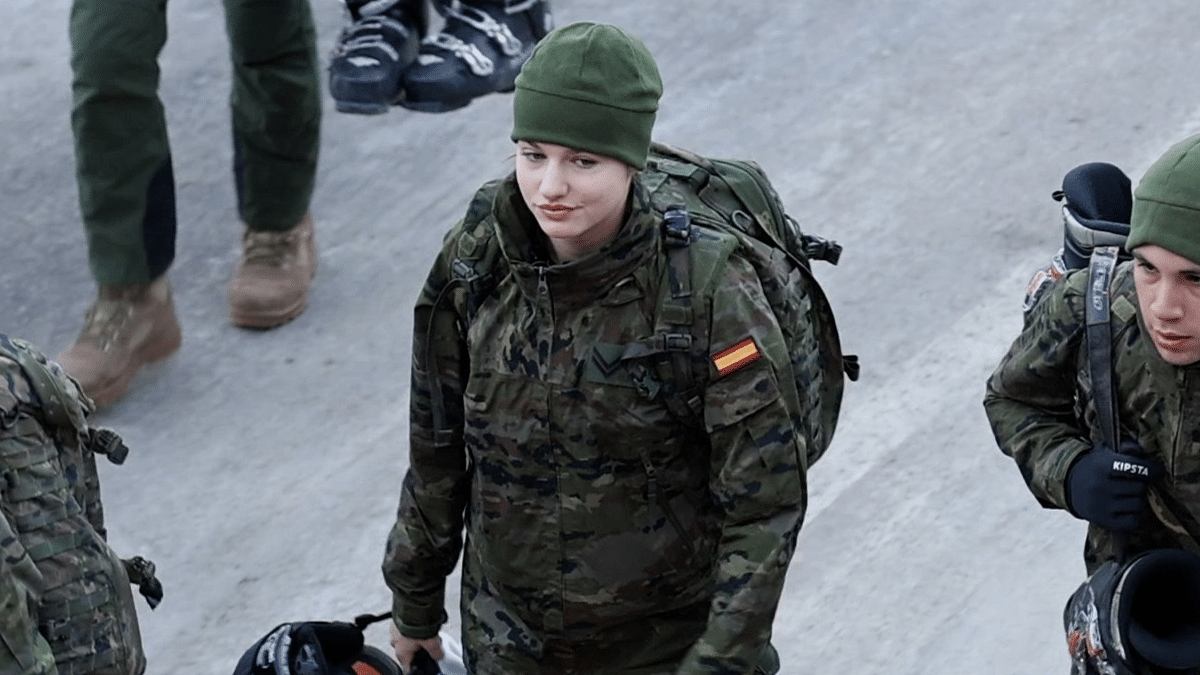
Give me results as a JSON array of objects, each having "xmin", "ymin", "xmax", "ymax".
[{"xmin": 0, "ymin": 334, "xmax": 155, "ymax": 675}]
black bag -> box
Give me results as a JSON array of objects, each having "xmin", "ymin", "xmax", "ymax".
[{"xmin": 1064, "ymin": 549, "xmax": 1200, "ymax": 674}]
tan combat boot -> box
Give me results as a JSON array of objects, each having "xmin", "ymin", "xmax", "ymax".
[
  {"xmin": 56, "ymin": 275, "xmax": 182, "ymax": 407},
  {"xmin": 228, "ymin": 212, "xmax": 318, "ymax": 328}
]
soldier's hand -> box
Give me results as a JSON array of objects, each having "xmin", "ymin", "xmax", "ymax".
[
  {"xmin": 1065, "ymin": 441, "xmax": 1164, "ymax": 532},
  {"xmin": 389, "ymin": 621, "xmax": 444, "ymax": 674}
]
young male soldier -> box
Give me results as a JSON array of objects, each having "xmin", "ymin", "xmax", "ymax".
[{"xmin": 984, "ymin": 134, "xmax": 1200, "ymax": 672}]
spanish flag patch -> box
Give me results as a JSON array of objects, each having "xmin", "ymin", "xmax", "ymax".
[{"xmin": 712, "ymin": 338, "xmax": 761, "ymax": 376}]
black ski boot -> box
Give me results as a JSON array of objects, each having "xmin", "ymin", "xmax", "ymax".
[
  {"xmin": 329, "ymin": 0, "xmax": 429, "ymax": 114},
  {"xmin": 399, "ymin": 0, "xmax": 552, "ymax": 113}
]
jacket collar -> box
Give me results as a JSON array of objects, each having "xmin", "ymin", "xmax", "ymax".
[{"xmin": 491, "ymin": 173, "xmax": 659, "ymax": 308}]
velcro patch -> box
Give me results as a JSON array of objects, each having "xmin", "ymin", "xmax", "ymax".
[{"xmin": 712, "ymin": 338, "xmax": 761, "ymax": 376}]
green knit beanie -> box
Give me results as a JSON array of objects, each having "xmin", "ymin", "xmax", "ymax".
[
  {"xmin": 1128, "ymin": 133, "xmax": 1200, "ymax": 265},
  {"xmin": 511, "ymin": 22, "xmax": 663, "ymax": 169}
]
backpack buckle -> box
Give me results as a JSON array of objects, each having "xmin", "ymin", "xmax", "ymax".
[
  {"xmin": 664, "ymin": 333, "xmax": 692, "ymax": 351},
  {"xmin": 451, "ymin": 258, "xmax": 478, "ymax": 283},
  {"xmin": 89, "ymin": 427, "xmax": 129, "ymax": 465},
  {"xmin": 803, "ymin": 235, "xmax": 843, "ymax": 265},
  {"xmin": 663, "ymin": 207, "xmax": 691, "ymax": 247}
]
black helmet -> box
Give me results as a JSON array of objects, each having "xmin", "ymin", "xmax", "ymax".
[
  {"xmin": 233, "ymin": 617, "xmax": 401, "ymax": 675},
  {"xmin": 1064, "ymin": 549, "xmax": 1200, "ymax": 675}
]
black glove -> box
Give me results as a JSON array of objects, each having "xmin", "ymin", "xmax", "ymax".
[{"xmin": 1065, "ymin": 441, "xmax": 1163, "ymax": 532}]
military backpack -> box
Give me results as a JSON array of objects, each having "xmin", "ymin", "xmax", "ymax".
[
  {"xmin": 638, "ymin": 142, "xmax": 858, "ymax": 467},
  {"xmin": 448, "ymin": 142, "xmax": 858, "ymax": 469},
  {"xmin": 0, "ymin": 334, "xmax": 161, "ymax": 675}
]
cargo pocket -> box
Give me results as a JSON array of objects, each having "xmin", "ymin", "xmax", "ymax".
[
  {"xmin": 705, "ymin": 360, "xmax": 804, "ymax": 509},
  {"xmin": 703, "ymin": 359, "xmax": 781, "ymax": 431}
]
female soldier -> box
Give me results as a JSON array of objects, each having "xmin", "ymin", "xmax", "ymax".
[{"xmin": 383, "ymin": 22, "xmax": 808, "ymax": 675}]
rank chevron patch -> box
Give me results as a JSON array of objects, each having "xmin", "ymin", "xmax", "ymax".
[{"xmin": 712, "ymin": 337, "xmax": 760, "ymax": 376}]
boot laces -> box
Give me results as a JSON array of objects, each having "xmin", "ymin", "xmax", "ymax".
[
  {"xmin": 78, "ymin": 294, "xmax": 138, "ymax": 350},
  {"xmin": 242, "ymin": 228, "xmax": 299, "ymax": 268}
]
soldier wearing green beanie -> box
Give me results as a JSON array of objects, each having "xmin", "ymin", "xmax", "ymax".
[
  {"xmin": 384, "ymin": 21, "xmax": 803, "ymax": 675},
  {"xmin": 511, "ymin": 21, "xmax": 663, "ymax": 170},
  {"xmin": 986, "ymin": 133, "xmax": 1200, "ymax": 675}
]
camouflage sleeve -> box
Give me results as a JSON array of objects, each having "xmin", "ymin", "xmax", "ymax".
[
  {"xmin": 983, "ymin": 268, "xmax": 1092, "ymax": 510},
  {"xmin": 381, "ymin": 221, "xmax": 474, "ymax": 639},
  {"xmin": 678, "ymin": 253, "xmax": 807, "ymax": 675}
]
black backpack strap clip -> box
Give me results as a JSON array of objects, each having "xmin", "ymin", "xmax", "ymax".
[
  {"xmin": 88, "ymin": 427, "xmax": 129, "ymax": 465},
  {"xmin": 802, "ymin": 233, "xmax": 844, "ymax": 266},
  {"xmin": 660, "ymin": 206, "xmax": 693, "ymax": 322},
  {"xmin": 123, "ymin": 556, "xmax": 164, "ymax": 609}
]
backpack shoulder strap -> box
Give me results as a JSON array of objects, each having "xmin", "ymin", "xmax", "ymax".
[
  {"xmin": 1086, "ymin": 246, "xmax": 1138, "ymax": 561},
  {"xmin": 447, "ymin": 179, "xmax": 507, "ymax": 324},
  {"xmin": 1085, "ymin": 246, "xmax": 1120, "ymax": 451},
  {"xmin": 619, "ymin": 206, "xmax": 739, "ymax": 421}
]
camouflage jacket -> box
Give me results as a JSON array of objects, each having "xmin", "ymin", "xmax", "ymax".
[
  {"xmin": 384, "ymin": 174, "xmax": 809, "ymax": 674},
  {"xmin": 984, "ymin": 262, "xmax": 1200, "ymax": 571}
]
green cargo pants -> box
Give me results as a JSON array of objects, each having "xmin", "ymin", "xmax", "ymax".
[{"xmin": 69, "ymin": 0, "xmax": 321, "ymax": 286}]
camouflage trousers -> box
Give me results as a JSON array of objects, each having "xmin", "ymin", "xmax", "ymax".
[{"xmin": 69, "ymin": 0, "xmax": 321, "ymax": 286}]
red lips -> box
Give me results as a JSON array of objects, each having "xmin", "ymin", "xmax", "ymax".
[
  {"xmin": 1152, "ymin": 328, "xmax": 1190, "ymax": 350},
  {"xmin": 537, "ymin": 204, "xmax": 574, "ymax": 221}
]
